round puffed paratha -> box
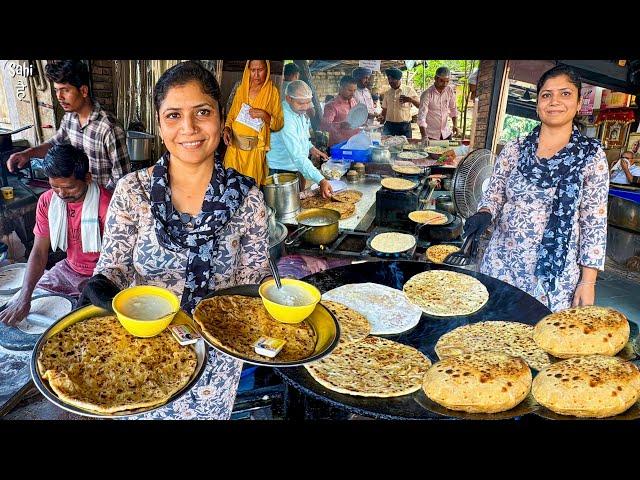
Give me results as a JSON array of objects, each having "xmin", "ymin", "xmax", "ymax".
[
  {"xmin": 193, "ymin": 296, "xmax": 316, "ymax": 363},
  {"xmin": 403, "ymin": 270, "xmax": 489, "ymax": 317},
  {"xmin": 323, "ymin": 201, "xmax": 356, "ymax": 219},
  {"xmin": 426, "ymin": 244, "xmax": 461, "ymax": 263},
  {"xmin": 321, "ymin": 300, "xmax": 370, "ymax": 346},
  {"xmin": 532, "ymin": 355, "xmax": 640, "ymax": 418},
  {"xmin": 392, "ymin": 164, "xmax": 422, "ymax": 175},
  {"xmin": 533, "ymin": 306, "xmax": 630, "ymax": 359},
  {"xmin": 37, "ymin": 315, "xmax": 197, "ymax": 414},
  {"xmin": 331, "ymin": 190, "xmax": 362, "ymax": 204},
  {"xmin": 381, "ymin": 177, "xmax": 417, "ymax": 191},
  {"xmin": 397, "ymin": 151, "xmax": 427, "ymax": 161},
  {"xmin": 423, "ymin": 351, "xmax": 532, "ymax": 413},
  {"xmin": 305, "ymin": 336, "xmax": 432, "ymax": 397},
  {"xmin": 300, "ymin": 196, "xmax": 330, "ymax": 210},
  {"xmin": 322, "ymin": 283, "xmax": 422, "ymax": 335},
  {"xmin": 409, "ymin": 210, "xmax": 448, "ymax": 225},
  {"xmin": 435, "ymin": 321, "xmax": 553, "ymax": 371},
  {"xmin": 370, "ymin": 232, "xmax": 416, "ymax": 254}
]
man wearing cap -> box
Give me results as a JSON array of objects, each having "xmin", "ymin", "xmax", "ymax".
[
  {"xmin": 352, "ymin": 67, "xmax": 376, "ymax": 121},
  {"xmin": 267, "ymin": 80, "xmax": 333, "ymax": 199},
  {"xmin": 418, "ymin": 66, "xmax": 459, "ymax": 141},
  {"xmin": 320, "ymin": 75, "xmax": 360, "ymax": 147},
  {"xmin": 380, "ymin": 68, "xmax": 420, "ymax": 138}
]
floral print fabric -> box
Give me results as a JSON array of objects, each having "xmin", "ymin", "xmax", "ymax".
[
  {"xmin": 95, "ymin": 167, "xmax": 270, "ymax": 419},
  {"xmin": 150, "ymin": 153, "xmax": 256, "ymax": 312},
  {"xmin": 477, "ymin": 136, "xmax": 608, "ymax": 312},
  {"xmin": 516, "ymin": 125, "xmax": 601, "ymax": 293}
]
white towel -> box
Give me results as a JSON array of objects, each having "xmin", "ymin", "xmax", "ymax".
[
  {"xmin": 610, "ymin": 157, "xmax": 630, "ymax": 176},
  {"xmin": 48, "ymin": 181, "xmax": 101, "ymax": 253}
]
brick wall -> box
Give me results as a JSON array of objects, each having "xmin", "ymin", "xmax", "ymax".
[
  {"xmin": 310, "ymin": 70, "xmax": 388, "ymax": 102},
  {"xmin": 90, "ymin": 60, "xmax": 115, "ymax": 114},
  {"xmin": 473, "ymin": 60, "xmax": 496, "ymax": 149}
]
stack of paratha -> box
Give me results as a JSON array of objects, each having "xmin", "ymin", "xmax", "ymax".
[
  {"xmin": 532, "ymin": 355, "xmax": 640, "ymax": 418},
  {"xmin": 324, "ymin": 201, "xmax": 355, "ymax": 219},
  {"xmin": 305, "ymin": 336, "xmax": 432, "ymax": 397},
  {"xmin": 435, "ymin": 321, "xmax": 552, "ymax": 371},
  {"xmin": 37, "ymin": 315, "xmax": 197, "ymax": 414},
  {"xmin": 423, "ymin": 351, "xmax": 532, "ymax": 413},
  {"xmin": 332, "ymin": 190, "xmax": 362, "ymax": 203},
  {"xmin": 193, "ymin": 296, "xmax": 317, "ymax": 362},
  {"xmin": 403, "ymin": 270, "xmax": 489, "ymax": 316},
  {"xmin": 533, "ymin": 306, "xmax": 630, "ymax": 358},
  {"xmin": 300, "ymin": 190, "xmax": 361, "ymax": 219}
]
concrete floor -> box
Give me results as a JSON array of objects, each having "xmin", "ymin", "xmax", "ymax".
[{"xmin": 595, "ymin": 269, "xmax": 640, "ymax": 327}]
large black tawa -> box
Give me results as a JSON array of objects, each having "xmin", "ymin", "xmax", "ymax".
[{"xmin": 275, "ymin": 260, "xmax": 552, "ymax": 420}]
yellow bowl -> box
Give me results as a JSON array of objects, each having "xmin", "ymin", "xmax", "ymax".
[
  {"xmin": 112, "ymin": 285, "xmax": 180, "ymax": 337},
  {"xmin": 258, "ymin": 279, "xmax": 321, "ymax": 324}
]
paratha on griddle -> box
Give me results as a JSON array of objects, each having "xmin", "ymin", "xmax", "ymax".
[
  {"xmin": 305, "ymin": 336, "xmax": 431, "ymax": 397},
  {"xmin": 435, "ymin": 321, "xmax": 552, "ymax": 371}
]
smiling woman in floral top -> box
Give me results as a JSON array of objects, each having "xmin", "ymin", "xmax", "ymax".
[
  {"xmin": 464, "ymin": 65, "xmax": 609, "ymax": 312},
  {"xmin": 84, "ymin": 61, "xmax": 270, "ymax": 419}
]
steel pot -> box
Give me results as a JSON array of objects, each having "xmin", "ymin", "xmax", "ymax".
[
  {"xmin": 265, "ymin": 205, "xmax": 277, "ymax": 235},
  {"xmin": 126, "ymin": 131, "xmax": 155, "ymax": 161},
  {"xmin": 0, "ymin": 125, "xmax": 33, "ymax": 151},
  {"xmin": 263, "ymin": 172, "xmax": 300, "ymax": 222},
  {"xmin": 371, "ymin": 145, "xmax": 391, "ymax": 163},
  {"xmin": 436, "ymin": 194, "xmax": 456, "ymax": 215},
  {"xmin": 269, "ymin": 221, "xmax": 288, "ymax": 262},
  {"xmin": 285, "ymin": 208, "xmax": 340, "ymax": 246}
]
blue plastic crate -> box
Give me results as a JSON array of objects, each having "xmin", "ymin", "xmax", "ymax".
[{"xmin": 329, "ymin": 140, "xmax": 371, "ymax": 162}]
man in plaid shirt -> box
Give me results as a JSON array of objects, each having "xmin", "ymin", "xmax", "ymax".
[{"xmin": 7, "ymin": 60, "xmax": 130, "ymax": 191}]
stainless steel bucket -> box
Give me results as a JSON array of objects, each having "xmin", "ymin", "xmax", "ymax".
[
  {"xmin": 126, "ymin": 131, "xmax": 155, "ymax": 161},
  {"xmin": 262, "ymin": 173, "xmax": 300, "ymax": 222}
]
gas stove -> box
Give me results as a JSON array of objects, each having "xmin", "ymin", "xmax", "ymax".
[
  {"xmin": 285, "ymin": 229, "xmax": 419, "ymax": 261},
  {"xmin": 375, "ymin": 175, "xmax": 431, "ymax": 230}
]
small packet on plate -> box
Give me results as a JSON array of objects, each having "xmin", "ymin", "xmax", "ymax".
[
  {"xmin": 169, "ymin": 324, "xmax": 201, "ymax": 346},
  {"xmin": 253, "ymin": 336, "xmax": 286, "ymax": 358}
]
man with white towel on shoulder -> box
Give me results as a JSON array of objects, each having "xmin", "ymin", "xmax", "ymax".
[{"xmin": 0, "ymin": 144, "xmax": 112, "ymax": 326}]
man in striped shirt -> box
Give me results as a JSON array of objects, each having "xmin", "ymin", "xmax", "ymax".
[
  {"xmin": 7, "ymin": 60, "xmax": 130, "ymax": 191},
  {"xmin": 417, "ymin": 66, "xmax": 459, "ymax": 141}
]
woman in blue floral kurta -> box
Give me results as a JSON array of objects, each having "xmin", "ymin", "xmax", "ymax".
[
  {"xmin": 93, "ymin": 61, "xmax": 269, "ymax": 419},
  {"xmin": 469, "ymin": 66, "xmax": 609, "ymax": 312}
]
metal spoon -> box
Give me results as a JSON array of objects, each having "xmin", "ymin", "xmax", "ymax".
[{"xmin": 268, "ymin": 256, "xmax": 282, "ymax": 289}]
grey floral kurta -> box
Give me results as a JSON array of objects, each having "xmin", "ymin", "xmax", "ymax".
[
  {"xmin": 95, "ymin": 169, "xmax": 269, "ymax": 419},
  {"xmin": 477, "ymin": 140, "xmax": 609, "ymax": 312}
]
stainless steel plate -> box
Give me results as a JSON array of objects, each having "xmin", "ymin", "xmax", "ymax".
[
  {"xmin": 194, "ymin": 285, "xmax": 340, "ymax": 368},
  {"xmin": 31, "ymin": 305, "xmax": 207, "ymax": 418},
  {"xmin": 0, "ymin": 263, "xmax": 27, "ymax": 295}
]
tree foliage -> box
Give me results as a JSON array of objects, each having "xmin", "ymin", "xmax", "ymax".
[{"xmin": 499, "ymin": 114, "xmax": 540, "ymax": 143}]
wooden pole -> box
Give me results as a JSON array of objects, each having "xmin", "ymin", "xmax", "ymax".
[{"xmin": 294, "ymin": 59, "xmax": 322, "ymax": 130}]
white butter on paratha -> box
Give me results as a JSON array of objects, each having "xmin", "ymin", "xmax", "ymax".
[{"xmin": 322, "ymin": 283, "xmax": 422, "ymax": 335}]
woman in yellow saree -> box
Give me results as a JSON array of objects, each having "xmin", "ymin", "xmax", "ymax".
[{"xmin": 222, "ymin": 60, "xmax": 284, "ymax": 185}]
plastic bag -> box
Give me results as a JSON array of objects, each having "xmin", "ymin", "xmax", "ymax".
[{"xmin": 342, "ymin": 131, "xmax": 372, "ymax": 150}]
